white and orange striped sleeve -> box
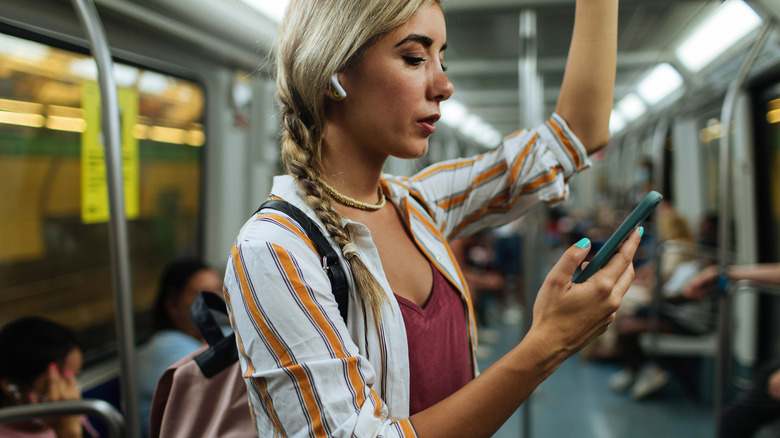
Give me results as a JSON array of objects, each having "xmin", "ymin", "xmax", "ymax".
[
  {"xmin": 403, "ymin": 112, "xmax": 591, "ymax": 241},
  {"xmin": 223, "ymin": 211, "xmax": 416, "ymax": 438}
]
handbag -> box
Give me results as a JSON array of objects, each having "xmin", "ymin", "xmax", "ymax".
[{"xmin": 149, "ymin": 199, "xmax": 349, "ymax": 437}]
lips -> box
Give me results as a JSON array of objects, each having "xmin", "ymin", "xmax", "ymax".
[{"xmin": 417, "ymin": 114, "xmax": 440, "ymax": 134}]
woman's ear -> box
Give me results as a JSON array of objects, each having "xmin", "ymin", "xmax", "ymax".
[{"xmin": 327, "ymin": 74, "xmax": 347, "ymax": 100}]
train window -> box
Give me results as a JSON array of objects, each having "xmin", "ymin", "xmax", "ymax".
[{"xmin": 0, "ymin": 32, "xmax": 206, "ymax": 362}]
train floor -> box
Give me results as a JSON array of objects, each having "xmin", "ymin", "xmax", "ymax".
[{"xmin": 476, "ymin": 310, "xmax": 715, "ymax": 438}]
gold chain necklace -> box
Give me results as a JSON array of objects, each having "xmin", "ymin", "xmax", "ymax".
[{"xmin": 319, "ymin": 179, "xmax": 386, "ymax": 211}]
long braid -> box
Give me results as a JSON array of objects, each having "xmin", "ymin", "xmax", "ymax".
[
  {"xmin": 281, "ymin": 108, "xmax": 388, "ymax": 321},
  {"xmin": 275, "ymin": 0, "xmax": 440, "ymax": 321}
]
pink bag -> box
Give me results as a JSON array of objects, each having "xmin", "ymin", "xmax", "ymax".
[{"xmin": 148, "ymin": 293, "xmax": 255, "ymax": 438}]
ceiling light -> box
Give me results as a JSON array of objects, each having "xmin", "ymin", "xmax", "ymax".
[
  {"xmin": 637, "ymin": 63, "xmax": 684, "ymax": 106},
  {"xmin": 676, "ymin": 0, "xmax": 762, "ymax": 72},
  {"xmin": 616, "ymin": 94, "xmax": 646, "ymax": 122},
  {"xmin": 242, "ymin": 0, "xmax": 289, "ymax": 22}
]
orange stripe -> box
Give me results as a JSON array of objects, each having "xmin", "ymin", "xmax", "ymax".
[
  {"xmin": 257, "ymin": 213, "xmax": 318, "ymax": 254},
  {"xmin": 272, "ymin": 243, "xmax": 349, "ymax": 359},
  {"xmin": 223, "ymin": 282, "xmax": 256, "ymax": 375},
  {"xmin": 252, "ymin": 377, "xmax": 285, "ymax": 434},
  {"xmin": 522, "ymin": 166, "xmax": 562, "ymax": 193},
  {"xmin": 448, "ymin": 191, "xmax": 512, "ymax": 239},
  {"xmin": 437, "ymin": 162, "xmax": 508, "ymax": 210},
  {"xmin": 288, "ymin": 365, "xmax": 327, "ymax": 437},
  {"xmin": 370, "ymin": 391, "xmax": 384, "ymax": 418},
  {"xmin": 345, "ymin": 357, "xmax": 367, "ymax": 407},
  {"xmin": 504, "ymin": 128, "xmax": 527, "ymax": 141},
  {"xmin": 412, "ymin": 158, "xmax": 477, "ymax": 181},
  {"xmin": 509, "ymin": 134, "xmax": 538, "ymax": 183},
  {"xmin": 398, "ymin": 418, "xmax": 417, "ymax": 437},
  {"xmin": 544, "ymin": 189, "xmax": 567, "ymax": 205},
  {"xmin": 548, "ymin": 118, "xmax": 582, "ymax": 169},
  {"xmin": 232, "ymin": 243, "xmax": 293, "ymax": 367}
]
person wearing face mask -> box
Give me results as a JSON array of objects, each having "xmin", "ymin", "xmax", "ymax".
[
  {"xmin": 0, "ymin": 317, "xmax": 97, "ymax": 438},
  {"xmin": 222, "ymin": 0, "xmax": 639, "ymax": 436},
  {"xmin": 135, "ymin": 258, "xmax": 223, "ymax": 437}
]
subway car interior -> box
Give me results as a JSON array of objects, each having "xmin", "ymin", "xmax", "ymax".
[{"xmin": 2, "ymin": 0, "xmax": 780, "ymax": 436}]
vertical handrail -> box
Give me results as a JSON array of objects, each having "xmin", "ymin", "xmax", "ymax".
[
  {"xmin": 647, "ymin": 116, "xmax": 670, "ymax": 353},
  {"xmin": 0, "ymin": 400, "xmax": 125, "ymax": 438},
  {"xmin": 68, "ymin": 1, "xmax": 140, "ymax": 437},
  {"xmin": 519, "ymin": 8, "xmax": 541, "ymax": 438},
  {"xmin": 714, "ymin": 18, "xmax": 776, "ymax": 425}
]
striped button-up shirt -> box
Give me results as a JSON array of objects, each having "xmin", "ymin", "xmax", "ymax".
[{"xmin": 223, "ymin": 113, "xmax": 590, "ymax": 437}]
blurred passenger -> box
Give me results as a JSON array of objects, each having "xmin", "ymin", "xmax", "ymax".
[
  {"xmin": 608, "ymin": 209, "xmax": 716, "ymax": 399},
  {"xmin": 136, "ymin": 258, "xmax": 222, "ymax": 437},
  {"xmin": 451, "ymin": 231, "xmax": 505, "ymax": 326},
  {"xmin": 0, "ymin": 317, "xmax": 97, "ymax": 438},
  {"xmin": 682, "ymin": 262, "xmax": 780, "ymax": 438}
]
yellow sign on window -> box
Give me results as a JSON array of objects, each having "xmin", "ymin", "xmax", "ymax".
[{"xmin": 81, "ymin": 81, "xmax": 140, "ymax": 224}]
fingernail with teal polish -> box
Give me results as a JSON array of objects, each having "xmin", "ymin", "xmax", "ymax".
[
  {"xmin": 576, "ymin": 238, "xmax": 590, "ymax": 248},
  {"xmin": 638, "ymin": 226, "xmax": 644, "ymax": 238}
]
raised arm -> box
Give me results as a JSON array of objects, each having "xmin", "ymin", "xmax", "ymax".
[{"xmin": 555, "ymin": 0, "xmax": 619, "ymax": 153}]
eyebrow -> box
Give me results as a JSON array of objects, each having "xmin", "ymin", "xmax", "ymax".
[{"xmin": 395, "ymin": 34, "xmax": 448, "ymax": 51}]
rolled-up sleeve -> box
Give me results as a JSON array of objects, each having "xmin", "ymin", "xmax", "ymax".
[
  {"xmin": 399, "ymin": 113, "xmax": 591, "ymax": 241},
  {"xmin": 223, "ymin": 212, "xmax": 417, "ymax": 438}
]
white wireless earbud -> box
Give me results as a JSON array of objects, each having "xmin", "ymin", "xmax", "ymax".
[{"xmin": 330, "ymin": 74, "xmax": 347, "ymax": 99}]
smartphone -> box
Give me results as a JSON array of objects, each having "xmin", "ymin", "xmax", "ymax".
[{"xmin": 572, "ymin": 190, "xmax": 663, "ymax": 283}]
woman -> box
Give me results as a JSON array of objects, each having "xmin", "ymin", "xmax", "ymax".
[
  {"xmin": 0, "ymin": 317, "xmax": 96, "ymax": 438},
  {"xmin": 223, "ymin": 0, "xmax": 638, "ymax": 436},
  {"xmin": 136, "ymin": 258, "xmax": 222, "ymax": 437}
]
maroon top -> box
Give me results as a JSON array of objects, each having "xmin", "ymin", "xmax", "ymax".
[{"xmin": 395, "ymin": 262, "xmax": 473, "ymax": 415}]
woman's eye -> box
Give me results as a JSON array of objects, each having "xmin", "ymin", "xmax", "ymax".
[
  {"xmin": 441, "ymin": 63, "xmax": 448, "ymax": 72},
  {"xmin": 403, "ymin": 56, "xmax": 426, "ymax": 66}
]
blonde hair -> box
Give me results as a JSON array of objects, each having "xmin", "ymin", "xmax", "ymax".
[{"xmin": 276, "ymin": 0, "xmax": 440, "ymax": 319}]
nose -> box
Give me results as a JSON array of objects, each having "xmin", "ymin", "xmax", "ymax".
[{"xmin": 431, "ymin": 66, "xmax": 453, "ymax": 102}]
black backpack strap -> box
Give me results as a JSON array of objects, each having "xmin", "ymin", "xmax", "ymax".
[
  {"xmin": 191, "ymin": 292, "xmax": 239, "ymax": 378},
  {"xmin": 256, "ymin": 199, "xmax": 349, "ymax": 322}
]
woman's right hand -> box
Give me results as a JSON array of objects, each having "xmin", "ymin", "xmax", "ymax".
[
  {"xmin": 529, "ymin": 229, "xmax": 641, "ymax": 361},
  {"xmin": 46, "ymin": 364, "xmax": 83, "ymax": 438}
]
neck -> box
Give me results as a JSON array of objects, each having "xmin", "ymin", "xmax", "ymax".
[{"xmin": 321, "ymin": 124, "xmax": 386, "ymax": 203}]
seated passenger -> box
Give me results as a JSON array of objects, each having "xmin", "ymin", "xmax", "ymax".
[
  {"xmin": 136, "ymin": 258, "xmax": 222, "ymax": 437},
  {"xmin": 682, "ymin": 262, "xmax": 780, "ymax": 438},
  {"xmin": 0, "ymin": 316, "xmax": 97, "ymax": 438},
  {"xmin": 608, "ymin": 210, "xmax": 717, "ymax": 399}
]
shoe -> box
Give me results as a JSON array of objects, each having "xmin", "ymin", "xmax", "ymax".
[
  {"xmin": 608, "ymin": 368, "xmax": 636, "ymax": 392},
  {"xmin": 630, "ymin": 364, "xmax": 669, "ymax": 399}
]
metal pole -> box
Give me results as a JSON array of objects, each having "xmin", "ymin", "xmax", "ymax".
[
  {"xmin": 647, "ymin": 116, "xmax": 669, "ymax": 353},
  {"xmin": 0, "ymin": 400, "xmax": 125, "ymax": 438},
  {"xmin": 714, "ymin": 18, "xmax": 776, "ymax": 425},
  {"xmin": 519, "ymin": 9, "xmax": 543, "ymax": 438},
  {"xmin": 68, "ymin": 1, "xmax": 139, "ymax": 437}
]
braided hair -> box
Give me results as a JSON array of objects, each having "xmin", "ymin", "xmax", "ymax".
[{"xmin": 276, "ymin": 0, "xmax": 439, "ymax": 319}]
